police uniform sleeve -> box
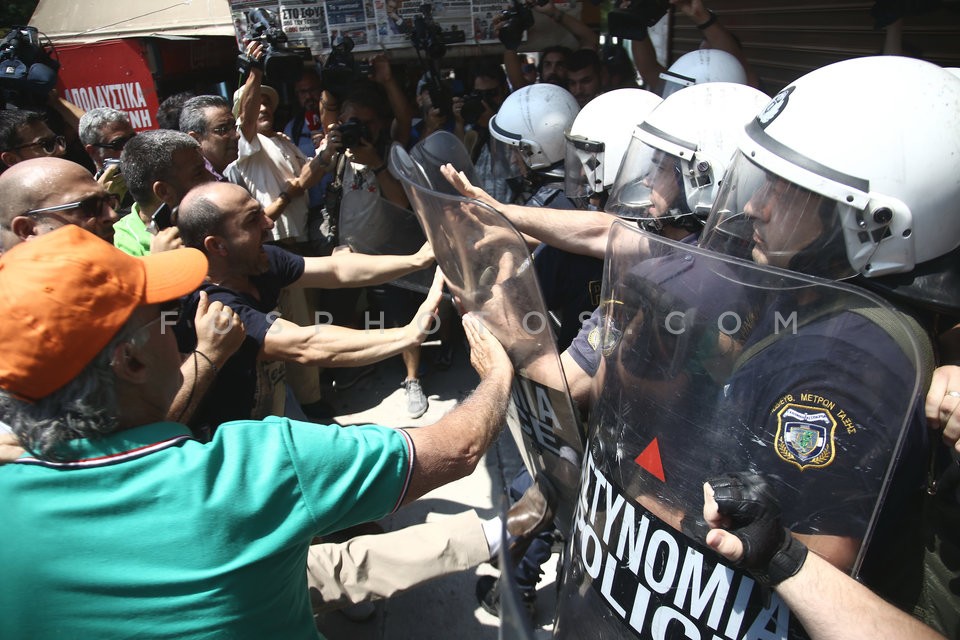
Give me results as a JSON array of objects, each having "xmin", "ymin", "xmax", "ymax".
[{"xmin": 729, "ymin": 313, "xmax": 924, "ymax": 539}]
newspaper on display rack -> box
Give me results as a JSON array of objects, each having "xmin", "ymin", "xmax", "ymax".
[{"xmin": 229, "ymin": 1, "xmax": 576, "ymax": 55}]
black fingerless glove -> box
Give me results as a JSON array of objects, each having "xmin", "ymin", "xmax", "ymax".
[{"xmin": 709, "ymin": 472, "xmax": 808, "ymax": 587}]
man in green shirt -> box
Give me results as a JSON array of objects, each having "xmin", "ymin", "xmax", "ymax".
[
  {"xmin": 0, "ymin": 225, "xmax": 514, "ymax": 638},
  {"xmin": 114, "ymin": 129, "xmax": 214, "ymax": 256}
]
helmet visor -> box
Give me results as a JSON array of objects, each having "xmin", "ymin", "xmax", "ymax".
[
  {"xmin": 605, "ymin": 134, "xmax": 685, "ymax": 226},
  {"xmin": 563, "ymin": 132, "xmax": 605, "ymax": 203},
  {"xmin": 700, "ymin": 152, "xmax": 865, "ymax": 280}
]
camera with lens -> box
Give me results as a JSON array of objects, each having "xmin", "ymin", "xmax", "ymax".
[
  {"xmin": 607, "ymin": 0, "xmax": 671, "ymax": 40},
  {"xmin": 409, "ymin": 5, "xmax": 466, "ymax": 119},
  {"xmin": 459, "ymin": 93, "xmax": 486, "ymax": 126},
  {"xmin": 497, "ymin": 0, "xmax": 548, "ymax": 51},
  {"xmin": 337, "ymin": 117, "xmax": 371, "ymax": 149},
  {"xmin": 410, "ymin": 4, "xmax": 467, "ymax": 60},
  {"xmin": 322, "ymin": 36, "xmax": 373, "ymax": 93},
  {"xmin": 244, "ymin": 7, "xmax": 310, "ymax": 83},
  {"xmin": 0, "ymin": 26, "xmax": 60, "ymax": 109}
]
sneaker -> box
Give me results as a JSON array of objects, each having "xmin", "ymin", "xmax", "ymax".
[
  {"xmin": 333, "ymin": 365, "xmax": 376, "ymax": 390},
  {"xmin": 403, "ymin": 378, "xmax": 428, "ymax": 418}
]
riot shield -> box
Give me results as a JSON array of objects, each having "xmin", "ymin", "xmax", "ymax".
[
  {"xmin": 408, "ymin": 131, "xmax": 478, "ymax": 194},
  {"xmin": 337, "ymin": 163, "xmax": 431, "ymax": 293},
  {"xmin": 554, "ymin": 220, "xmax": 926, "ymax": 639},
  {"xmin": 389, "ymin": 142, "xmax": 587, "ymax": 532}
]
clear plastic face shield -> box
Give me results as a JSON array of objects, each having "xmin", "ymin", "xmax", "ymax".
[
  {"xmin": 659, "ymin": 70, "xmax": 695, "ymax": 98},
  {"xmin": 563, "ymin": 132, "xmax": 605, "ymax": 209},
  {"xmin": 700, "ymin": 152, "xmax": 865, "ymax": 280},
  {"xmin": 604, "ymin": 133, "xmax": 688, "ymax": 232}
]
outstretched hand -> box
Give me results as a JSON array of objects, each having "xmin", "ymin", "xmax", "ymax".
[
  {"xmin": 462, "ymin": 312, "xmax": 513, "ymax": 381},
  {"xmin": 440, "ymin": 163, "xmax": 500, "ymax": 208}
]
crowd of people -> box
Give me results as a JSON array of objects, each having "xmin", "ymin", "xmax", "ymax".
[{"xmin": 0, "ymin": 0, "xmax": 958, "ymax": 638}]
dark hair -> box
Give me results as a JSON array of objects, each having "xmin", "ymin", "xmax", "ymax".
[
  {"xmin": 537, "ymin": 45, "xmax": 572, "ymax": 77},
  {"xmin": 157, "ymin": 92, "xmax": 197, "ymax": 131},
  {"xmin": 567, "ymin": 48, "xmax": 602, "ymax": 75},
  {"xmin": 0, "ymin": 109, "xmax": 45, "ymax": 151},
  {"xmin": 341, "ymin": 80, "xmax": 393, "ymax": 121},
  {"xmin": 178, "ymin": 95, "xmax": 230, "ymax": 136},
  {"xmin": 121, "ymin": 129, "xmax": 200, "ymax": 205},
  {"xmin": 470, "ymin": 60, "xmax": 507, "ymax": 88},
  {"xmin": 177, "ymin": 191, "xmax": 226, "ymax": 251}
]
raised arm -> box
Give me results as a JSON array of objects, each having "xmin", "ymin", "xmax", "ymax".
[
  {"xmin": 294, "ymin": 242, "xmax": 434, "ymax": 289},
  {"xmin": 262, "ymin": 269, "xmax": 443, "ymax": 367},
  {"xmin": 442, "ymin": 164, "xmax": 614, "ymax": 258}
]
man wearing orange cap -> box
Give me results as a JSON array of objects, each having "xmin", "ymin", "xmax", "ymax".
[
  {"xmin": 0, "ymin": 157, "xmax": 245, "ymax": 426},
  {"xmin": 0, "ymin": 225, "xmax": 515, "ymax": 638}
]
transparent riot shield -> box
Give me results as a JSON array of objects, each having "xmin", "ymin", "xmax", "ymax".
[
  {"xmin": 408, "ymin": 131, "xmax": 478, "ymax": 194},
  {"xmin": 554, "ymin": 220, "xmax": 926, "ymax": 639},
  {"xmin": 337, "ymin": 164, "xmax": 431, "ymax": 293},
  {"xmin": 389, "ymin": 143, "xmax": 587, "ymax": 531}
]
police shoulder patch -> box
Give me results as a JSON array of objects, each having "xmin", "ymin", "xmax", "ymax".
[{"xmin": 773, "ymin": 397, "xmax": 837, "ymax": 471}]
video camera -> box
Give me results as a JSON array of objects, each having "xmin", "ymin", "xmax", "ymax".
[
  {"xmin": 0, "ymin": 26, "xmax": 60, "ymax": 109},
  {"xmin": 607, "ymin": 0, "xmax": 671, "ymax": 41},
  {"xmin": 322, "ymin": 36, "xmax": 373, "ymax": 93},
  {"xmin": 244, "ymin": 7, "xmax": 309, "ymax": 83},
  {"xmin": 409, "ymin": 4, "xmax": 466, "ymax": 120},
  {"xmin": 497, "ymin": 1, "xmax": 537, "ymax": 51},
  {"xmin": 410, "ymin": 4, "xmax": 466, "ymax": 60}
]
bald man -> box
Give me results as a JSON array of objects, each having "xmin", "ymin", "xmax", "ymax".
[
  {"xmin": 0, "ymin": 157, "xmax": 119, "ymax": 251},
  {"xmin": 0, "ymin": 157, "xmax": 245, "ymax": 426}
]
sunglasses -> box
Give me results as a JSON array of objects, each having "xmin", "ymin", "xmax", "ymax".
[
  {"xmin": 91, "ymin": 132, "xmax": 137, "ymax": 151},
  {"xmin": 23, "ymin": 194, "xmax": 121, "ymax": 222},
  {"xmin": 210, "ymin": 124, "xmax": 236, "ymax": 136},
  {"xmin": 10, "ymin": 135, "xmax": 65, "ymax": 155}
]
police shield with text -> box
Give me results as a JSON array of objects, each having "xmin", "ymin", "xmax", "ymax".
[
  {"xmin": 389, "ymin": 141, "xmax": 587, "ymax": 531},
  {"xmin": 554, "ymin": 56, "xmax": 959, "ymax": 638}
]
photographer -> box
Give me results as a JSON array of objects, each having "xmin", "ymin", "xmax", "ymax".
[
  {"xmin": 411, "ymin": 71, "xmax": 466, "ymax": 147},
  {"xmin": 500, "ymin": 1, "xmax": 598, "ymax": 91}
]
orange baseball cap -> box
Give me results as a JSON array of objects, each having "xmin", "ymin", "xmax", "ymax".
[{"xmin": 0, "ymin": 226, "xmax": 208, "ymax": 402}]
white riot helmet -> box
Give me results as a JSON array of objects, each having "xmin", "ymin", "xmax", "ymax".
[
  {"xmin": 604, "ymin": 82, "xmax": 770, "ymax": 234},
  {"xmin": 660, "ymin": 49, "xmax": 747, "ymax": 98},
  {"xmin": 700, "ymin": 56, "xmax": 960, "ymax": 305},
  {"xmin": 489, "ymin": 83, "xmax": 580, "ymax": 174},
  {"xmin": 563, "ymin": 88, "xmax": 662, "ymax": 206}
]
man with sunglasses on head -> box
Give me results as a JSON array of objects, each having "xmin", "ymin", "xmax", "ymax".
[
  {"xmin": 0, "ymin": 109, "xmax": 66, "ymax": 171},
  {"xmin": 78, "ymin": 107, "xmax": 138, "ymax": 213}
]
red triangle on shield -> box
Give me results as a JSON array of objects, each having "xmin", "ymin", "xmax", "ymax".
[{"xmin": 634, "ymin": 438, "xmax": 665, "ymax": 482}]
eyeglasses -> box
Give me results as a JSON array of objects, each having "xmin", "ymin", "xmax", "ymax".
[
  {"xmin": 10, "ymin": 135, "xmax": 65, "ymax": 155},
  {"xmin": 210, "ymin": 124, "xmax": 236, "ymax": 136},
  {"xmin": 91, "ymin": 133, "xmax": 137, "ymax": 151},
  {"xmin": 23, "ymin": 194, "xmax": 120, "ymax": 222}
]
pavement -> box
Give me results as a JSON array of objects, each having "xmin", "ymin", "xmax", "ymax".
[{"xmin": 313, "ymin": 338, "xmax": 559, "ymax": 640}]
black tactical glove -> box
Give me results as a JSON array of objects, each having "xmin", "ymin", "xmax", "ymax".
[{"xmin": 708, "ymin": 472, "xmax": 808, "ymax": 587}]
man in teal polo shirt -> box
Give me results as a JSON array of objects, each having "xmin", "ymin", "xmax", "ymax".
[{"xmin": 0, "ymin": 225, "xmax": 515, "ymax": 638}]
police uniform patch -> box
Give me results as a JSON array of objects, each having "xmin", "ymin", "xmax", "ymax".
[{"xmin": 773, "ymin": 400, "xmax": 837, "ymax": 470}]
